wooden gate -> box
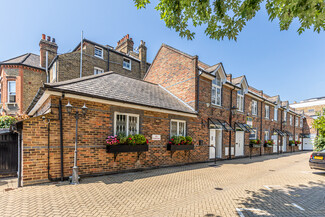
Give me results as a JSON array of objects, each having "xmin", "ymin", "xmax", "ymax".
[{"xmin": 0, "ymin": 132, "xmax": 18, "ymax": 175}]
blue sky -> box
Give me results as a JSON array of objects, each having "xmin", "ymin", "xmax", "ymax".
[{"xmin": 1, "ymin": 0, "xmax": 324, "ymax": 103}]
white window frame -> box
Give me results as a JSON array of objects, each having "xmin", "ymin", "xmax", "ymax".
[
  {"xmin": 284, "ymin": 110, "xmax": 287, "ymax": 123},
  {"xmin": 123, "ymin": 58, "xmax": 131, "ymax": 70},
  {"xmin": 300, "ymin": 118, "xmax": 303, "ymax": 128},
  {"xmin": 170, "ymin": 119, "xmax": 186, "ymax": 137},
  {"xmin": 251, "ymin": 100, "xmax": 258, "ymax": 116},
  {"xmin": 274, "ymin": 107, "xmax": 278, "ymax": 121},
  {"xmin": 52, "ymin": 62, "xmax": 57, "ymax": 82},
  {"xmin": 94, "ymin": 67, "xmax": 104, "ymax": 75},
  {"xmin": 295, "ymin": 117, "xmax": 298, "ymax": 127},
  {"xmin": 211, "ymin": 75, "xmax": 222, "ymax": 106},
  {"xmin": 265, "ymin": 105, "xmax": 270, "ymax": 119},
  {"xmin": 265, "ymin": 131, "xmax": 269, "ymax": 141},
  {"xmin": 7, "ymin": 81, "xmax": 16, "ymax": 103},
  {"xmin": 249, "ymin": 129, "xmax": 257, "ymax": 140},
  {"xmin": 94, "ymin": 46, "xmax": 103, "ymax": 59},
  {"xmin": 113, "ymin": 112, "xmax": 139, "ymax": 136},
  {"xmin": 237, "ymin": 89, "xmax": 244, "ymax": 112},
  {"xmin": 290, "ymin": 115, "xmax": 293, "ymax": 126}
]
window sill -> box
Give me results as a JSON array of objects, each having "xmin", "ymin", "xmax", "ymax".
[
  {"xmin": 94, "ymin": 55, "xmax": 104, "ymax": 59},
  {"xmin": 211, "ymin": 104, "xmax": 223, "ymax": 109},
  {"xmin": 123, "ymin": 66, "xmax": 131, "ymax": 71}
]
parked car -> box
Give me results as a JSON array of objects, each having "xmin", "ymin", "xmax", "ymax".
[{"xmin": 309, "ymin": 150, "xmax": 325, "ymax": 170}]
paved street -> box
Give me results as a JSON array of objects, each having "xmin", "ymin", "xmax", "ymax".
[{"xmin": 0, "ymin": 151, "xmax": 324, "ymax": 217}]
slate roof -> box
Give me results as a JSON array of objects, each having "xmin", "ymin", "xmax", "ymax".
[
  {"xmin": 42, "ymin": 72, "xmax": 196, "ymax": 114},
  {"xmin": 1, "ymin": 53, "xmax": 42, "ymax": 69}
]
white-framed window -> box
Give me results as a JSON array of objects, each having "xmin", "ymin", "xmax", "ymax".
[
  {"xmin": 114, "ymin": 112, "xmax": 139, "ymax": 136},
  {"xmin": 123, "ymin": 58, "xmax": 131, "ymax": 70},
  {"xmin": 274, "ymin": 107, "xmax": 278, "ymax": 121},
  {"xmin": 94, "ymin": 47, "xmax": 103, "ymax": 58},
  {"xmin": 295, "ymin": 134, "xmax": 298, "ymax": 141},
  {"xmin": 290, "ymin": 115, "xmax": 293, "ymax": 125},
  {"xmin": 249, "ymin": 129, "xmax": 257, "ymax": 140},
  {"xmin": 289, "ymin": 136, "xmax": 293, "ymax": 141},
  {"xmin": 94, "ymin": 67, "xmax": 104, "ymax": 75},
  {"xmin": 264, "ymin": 131, "xmax": 269, "ymax": 141},
  {"xmin": 295, "ymin": 117, "xmax": 298, "ymax": 127},
  {"xmin": 300, "ymin": 118, "xmax": 303, "ymax": 128},
  {"xmin": 284, "ymin": 110, "xmax": 287, "ymax": 122},
  {"xmin": 251, "ymin": 100, "xmax": 258, "ymax": 116},
  {"xmin": 52, "ymin": 62, "xmax": 57, "ymax": 82},
  {"xmin": 265, "ymin": 105, "xmax": 270, "ymax": 119},
  {"xmin": 237, "ymin": 89, "xmax": 244, "ymax": 112},
  {"xmin": 211, "ymin": 73, "xmax": 222, "ymax": 106},
  {"xmin": 8, "ymin": 81, "xmax": 16, "ymax": 103},
  {"xmin": 308, "ymin": 109, "xmax": 314, "ymax": 113},
  {"xmin": 170, "ymin": 119, "xmax": 186, "ymax": 137}
]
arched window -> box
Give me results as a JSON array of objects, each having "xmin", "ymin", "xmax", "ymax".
[{"xmin": 211, "ymin": 73, "xmax": 222, "ymax": 106}]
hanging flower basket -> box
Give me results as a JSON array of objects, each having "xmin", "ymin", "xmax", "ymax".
[
  {"xmin": 250, "ymin": 139, "xmax": 261, "ymax": 148},
  {"xmin": 264, "ymin": 140, "xmax": 274, "ymax": 148}
]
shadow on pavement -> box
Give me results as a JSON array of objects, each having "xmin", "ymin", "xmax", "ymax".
[{"xmin": 236, "ymin": 181, "xmax": 325, "ymax": 216}]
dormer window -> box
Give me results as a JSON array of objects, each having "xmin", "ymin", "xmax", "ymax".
[
  {"xmin": 123, "ymin": 58, "xmax": 131, "ymax": 70},
  {"xmin": 237, "ymin": 87, "xmax": 244, "ymax": 112},
  {"xmin": 94, "ymin": 47, "xmax": 103, "ymax": 58},
  {"xmin": 211, "ymin": 73, "xmax": 222, "ymax": 106}
]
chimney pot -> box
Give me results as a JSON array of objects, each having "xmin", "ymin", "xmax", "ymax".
[
  {"xmin": 52, "ymin": 38, "xmax": 56, "ymax": 43},
  {"xmin": 47, "ymin": 36, "xmax": 51, "ymax": 41},
  {"xmin": 42, "ymin": 34, "xmax": 46, "ymax": 40}
]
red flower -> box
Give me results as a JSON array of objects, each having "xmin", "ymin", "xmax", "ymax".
[
  {"xmin": 171, "ymin": 139, "xmax": 174, "ymax": 141},
  {"xmin": 169, "ymin": 142, "xmax": 172, "ymax": 144},
  {"xmin": 146, "ymin": 139, "xmax": 149, "ymax": 144},
  {"xmin": 129, "ymin": 138, "xmax": 132, "ymax": 140}
]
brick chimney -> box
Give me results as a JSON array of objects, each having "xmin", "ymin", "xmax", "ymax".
[
  {"xmin": 115, "ymin": 34, "xmax": 134, "ymax": 54},
  {"xmin": 39, "ymin": 34, "xmax": 58, "ymax": 68},
  {"xmin": 139, "ymin": 40, "xmax": 147, "ymax": 77}
]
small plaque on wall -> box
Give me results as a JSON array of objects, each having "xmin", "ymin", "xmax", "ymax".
[{"xmin": 152, "ymin": 135, "xmax": 161, "ymax": 140}]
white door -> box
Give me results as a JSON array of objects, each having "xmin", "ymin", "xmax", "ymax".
[
  {"xmin": 303, "ymin": 138, "xmax": 313, "ymax": 150},
  {"xmin": 235, "ymin": 131, "xmax": 244, "ymax": 156},
  {"xmin": 273, "ymin": 135, "xmax": 278, "ymax": 153},
  {"xmin": 283, "ymin": 136, "xmax": 286, "ymax": 152},
  {"xmin": 209, "ymin": 129, "xmax": 222, "ymax": 159}
]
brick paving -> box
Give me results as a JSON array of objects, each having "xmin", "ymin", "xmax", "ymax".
[{"xmin": 0, "ymin": 152, "xmax": 324, "ymax": 216}]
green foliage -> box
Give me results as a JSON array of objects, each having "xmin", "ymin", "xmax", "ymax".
[
  {"xmin": 314, "ymin": 135, "xmax": 325, "ymax": 151},
  {"xmin": 133, "ymin": 134, "xmax": 147, "ymax": 145},
  {"xmin": 185, "ymin": 136, "xmax": 193, "ymax": 144},
  {"xmin": 0, "ymin": 116, "xmax": 16, "ymax": 128},
  {"xmin": 134, "ymin": 0, "xmax": 325, "ymax": 40},
  {"xmin": 117, "ymin": 133, "xmax": 128, "ymax": 144},
  {"xmin": 170, "ymin": 135, "xmax": 186, "ymax": 145}
]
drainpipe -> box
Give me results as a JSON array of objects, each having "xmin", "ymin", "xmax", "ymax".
[
  {"xmin": 260, "ymin": 100, "xmax": 264, "ymax": 156},
  {"xmin": 107, "ymin": 47, "xmax": 110, "ymax": 72},
  {"xmin": 59, "ymin": 96, "xmax": 64, "ymax": 181},
  {"xmin": 228, "ymin": 87, "xmax": 236, "ymax": 159},
  {"xmin": 280, "ymin": 109, "xmax": 283, "ymax": 154},
  {"xmin": 47, "ymin": 119, "xmax": 51, "ymax": 181},
  {"xmin": 17, "ymin": 131, "xmax": 22, "ymax": 187}
]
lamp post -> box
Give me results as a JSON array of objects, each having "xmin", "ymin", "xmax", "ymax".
[{"xmin": 66, "ymin": 101, "xmax": 88, "ymax": 185}]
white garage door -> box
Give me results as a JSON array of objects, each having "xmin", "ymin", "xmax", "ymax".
[{"xmin": 303, "ymin": 138, "xmax": 313, "ymax": 150}]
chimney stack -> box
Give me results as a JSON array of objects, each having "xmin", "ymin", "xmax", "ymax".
[
  {"xmin": 139, "ymin": 40, "xmax": 147, "ymax": 78},
  {"xmin": 115, "ymin": 34, "xmax": 134, "ymax": 54},
  {"xmin": 39, "ymin": 34, "xmax": 58, "ymax": 68}
]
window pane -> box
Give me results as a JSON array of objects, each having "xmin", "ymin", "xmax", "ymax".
[
  {"xmin": 171, "ymin": 121, "xmax": 177, "ymax": 137},
  {"xmin": 216, "ymin": 87, "xmax": 221, "ymax": 105},
  {"xmin": 9, "ymin": 82, "xmax": 16, "ymax": 92},
  {"xmin": 116, "ymin": 114, "xmax": 127, "ymax": 135},
  {"xmin": 179, "ymin": 122, "xmax": 185, "ymax": 136},
  {"xmin": 128, "ymin": 116, "xmax": 138, "ymax": 135},
  {"xmin": 211, "ymin": 86, "xmax": 216, "ymax": 104}
]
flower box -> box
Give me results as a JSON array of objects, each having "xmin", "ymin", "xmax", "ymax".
[
  {"xmin": 167, "ymin": 144, "xmax": 194, "ymax": 151},
  {"xmin": 250, "ymin": 144, "xmax": 261, "ymax": 148},
  {"xmin": 106, "ymin": 144, "xmax": 149, "ymax": 153}
]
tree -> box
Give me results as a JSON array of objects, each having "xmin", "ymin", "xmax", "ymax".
[
  {"xmin": 313, "ymin": 108, "xmax": 325, "ymax": 151},
  {"xmin": 134, "ymin": 0, "xmax": 325, "ymax": 40},
  {"xmin": 0, "ymin": 115, "xmax": 17, "ymax": 128}
]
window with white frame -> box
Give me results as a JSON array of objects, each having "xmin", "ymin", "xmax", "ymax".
[
  {"xmin": 94, "ymin": 47, "xmax": 103, "ymax": 58},
  {"xmin": 94, "ymin": 67, "xmax": 104, "ymax": 75},
  {"xmin": 237, "ymin": 88, "xmax": 244, "ymax": 112},
  {"xmin": 295, "ymin": 117, "xmax": 299, "ymax": 127},
  {"xmin": 284, "ymin": 110, "xmax": 287, "ymax": 122},
  {"xmin": 123, "ymin": 58, "xmax": 131, "ymax": 70},
  {"xmin": 300, "ymin": 118, "xmax": 303, "ymax": 128},
  {"xmin": 295, "ymin": 134, "xmax": 298, "ymax": 141},
  {"xmin": 264, "ymin": 131, "xmax": 269, "ymax": 141},
  {"xmin": 8, "ymin": 81, "xmax": 16, "ymax": 103},
  {"xmin": 249, "ymin": 129, "xmax": 257, "ymax": 140},
  {"xmin": 170, "ymin": 120, "xmax": 186, "ymax": 137},
  {"xmin": 52, "ymin": 62, "xmax": 57, "ymax": 82},
  {"xmin": 265, "ymin": 105, "xmax": 270, "ymax": 119},
  {"xmin": 252, "ymin": 100, "xmax": 258, "ymax": 116},
  {"xmin": 274, "ymin": 107, "xmax": 278, "ymax": 121},
  {"xmin": 114, "ymin": 113, "xmax": 139, "ymax": 136},
  {"xmin": 211, "ymin": 73, "xmax": 222, "ymax": 106},
  {"xmin": 290, "ymin": 115, "xmax": 293, "ymax": 125}
]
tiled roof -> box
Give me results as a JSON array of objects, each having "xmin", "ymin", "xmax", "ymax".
[
  {"xmin": 268, "ymin": 95, "xmax": 279, "ymax": 104},
  {"xmin": 2, "ymin": 53, "xmax": 42, "ymax": 69},
  {"xmin": 205, "ymin": 63, "xmax": 221, "ymax": 73},
  {"xmin": 45, "ymin": 72, "xmax": 196, "ymax": 114},
  {"xmin": 232, "ymin": 76, "xmax": 244, "ymax": 85}
]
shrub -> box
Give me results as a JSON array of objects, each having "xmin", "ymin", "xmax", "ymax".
[
  {"xmin": 0, "ymin": 116, "xmax": 16, "ymax": 128},
  {"xmin": 170, "ymin": 135, "xmax": 190, "ymax": 145},
  {"xmin": 107, "ymin": 133, "xmax": 148, "ymax": 146},
  {"xmin": 185, "ymin": 136, "xmax": 193, "ymax": 144},
  {"xmin": 133, "ymin": 134, "xmax": 147, "ymax": 145},
  {"xmin": 314, "ymin": 135, "xmax": 325, "ymax": 151}
]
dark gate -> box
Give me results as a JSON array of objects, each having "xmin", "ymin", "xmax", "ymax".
[{"xmin": 0, "ymin": 131, "xmax": 18, "ymax": 175}]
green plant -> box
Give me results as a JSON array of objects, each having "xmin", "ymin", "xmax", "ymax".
[
  {"xmin": 117, "ymin": 133, "xmax": 128, "ymax": 144},
  {"xmin": 185, "ymin": 136, "xmax": 192, "ymax": 144},
  {"xmin": 170, "ymin": 135, "xmax": 186, "ymax": 145},
  {"xmin": 289, "ymin": 140, "xmax": 295, "ymax": 145},
  {"xmin": 250, "ymin": 139, "xmax": 261, "ymax": 145},
  {"xmin": 314, "ymin": 135, "xmax": 325, "ymax": 151},
  {"xmin": 133, "ymin": 134, "xmax": 147, "ymax": 145},
  {"xmin": 0, "ymin": 116, "xmax": 16, "ymax": 128}
]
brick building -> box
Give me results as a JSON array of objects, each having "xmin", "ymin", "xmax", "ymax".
[
  {"xmin": 18, "ymin": 44, "xmax": 306, "ymax": 186},
  {"xmin": 48, "ymin": 34, "xmax": 150, "ymax": 83}
]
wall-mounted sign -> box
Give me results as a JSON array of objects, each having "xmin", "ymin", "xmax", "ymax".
[{"xmin": 152, "ymin": 135, "xmax": 161, "ymax": 141}]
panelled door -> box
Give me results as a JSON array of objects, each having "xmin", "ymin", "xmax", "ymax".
[
  {"xmin": 235, "ymin": 131, "xmax": 244, "ymax": 156},
  {"xmin": 273, "ymin": 135, "xmax": 278, "ymax": 153},
  {"xmin": 209, "ymin": 129, "xmax": 222, "ymax": 159}
]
